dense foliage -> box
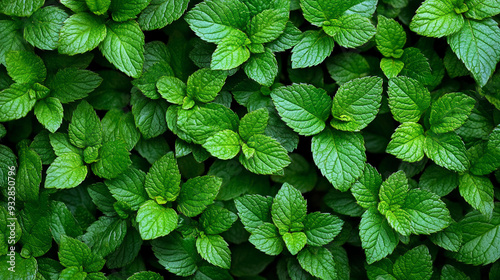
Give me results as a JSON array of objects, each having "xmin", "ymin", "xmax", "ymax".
[{"xmin": 1, "ymin": 0, "xmax": 500, "ymax": 279}]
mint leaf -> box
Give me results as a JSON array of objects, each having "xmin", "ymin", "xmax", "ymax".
[
  {"xmin": 311, "ymin": 128, "xmax": 366, "ymax": 191},
  {"xmin": 380, "ymin": 58, "xmax": 405, "ymax": 79},
  {"xmin": 378, "ymin": 171, "xmax": 412, "ymax": 236},
  {"xmin": 99, "ymin": 20, "xmax": 145, "ymax": 78},
  {"xmin": 399, "ymin": 48, "xmax": 433, "ymax": 86},
  {"xmin": 58, "ymin": 235, "xmax": 105, "ymax": 272},
  {"xmin": 282, "ymin": 231, "xmax": 307, "ymax": 255},
  {"xmin": 271, "ymin": 183, "xmax": 307, "ymax": 232},
  {"xmin": 447, "ymin": 18, "xmax": 500, "ymax": 87},
  {"xmin": 326, "ymin": 52, "xmax": 371, "ymax": 84},
  {"xmin": 0, "ymin": 0, "xmax": 44, "ymax": 17},
  {"xmin": 91, "ymin": 139, "xmax": 131, "ymax": 179},
  {"xmin": 387, "ymin": 76, "xmax": 431, "ymax": 123},
  {"xmin": 152, "ymin": 232, "xmax": 200, "ymax": 276},
  {"xmin": 430, "ymin": 222, "xmax": 463, "ymax": 252},
  {"xmin": 45, "ymin": 153, "xmax": 87, "ymax": 189},
  {"xmin": 138, "ymin": 0, "xmax": 189, "ymax": 30},
  {"xmin": 200, "ymin": 205, "xmax": 238, "ymax": 235},
  {"xmin": 187, "ymin": 68, "xmax": 227, "ymax": 103},
  {"xmin": 404, "ymin": 189, "xmax": 452, "ymax": 234},
  {"xmin": 351, "ymin": 164, "xmax": 382, "ymax": 209},
  {"xmin": 300, "ymin": 0, "xmax": 334, "ymax": 26},
  {"xmin": 244, "ymin": 50, "xmax": 278, "ymax": 87},
  {"xmin": 59, "ymin": 13, "xmax": 106, "ymax": 55},
  {"xmin": 196, "ymin": 234, "xmax": 231, "ymax": 269},
  {"xmin": 424, "ymin": 131, "xmax": 469, "ymax": 172},
  {"xmin": 266, "ymin": 21, "xmax": 303, "ymax": 53},
  {"xmin": 17, "ymin": 141, "xmax": 42, "ymax": 202},
  {"xmin": 131, "ymin": 91, "xmax": 169, "ymax": 139},
  {"xmin": 5, "ymin": 51, "xmax": 46, "ymax": 84},
  {"xmin": 465, "ymin": 0, "xmax": 500, "ymax": 20},
  {"xmin": 248, "ymin": 222, "xmax": 284, "ymax": 255},
  {"xmin": 145, "ymin": 152, "xmax": 181, "ymax": 203},
  {"xmin": 136, "ymin": 200, "xmax": 178, "ymax": 240},
  {"xmin": 324, "ymin": 14, "xmax": 376, "ymax": 48},
  {"xmin": 239, "ymin": 134, "xmax": 291, "ymax": 175},
  {"xmin": 211, "ymin": 33, "xmax": 251, "ymax": 70},
  {"xmin": 409, "ymin": 0, "xmax": 464, "ymax": 38},
  {"xmin": 235, "ymin": 194, "xmax": 273, "ymax": 233},
  {"xmin": 271, "ymin": 84, "xmax": 331, "ymax": 136},
  {"xmin": 386, "ymin": 122, "xmax": 426, "ymax": 162},
  {"xmin": 247, "ymin": 9, "xmax": 288, "ymax": 44},
  {"xmin": 185, "ymin": 0, "xmax": 250, "ymax": 43},
  {"xmin": 239, "ymin": 108, "xmax": 269, "ymax": 142},
  {"xmin": 105, "ymin": 167, "xmax": 148, "ymax": 210},
  {"xmin": 393, "ymin": 245, "xmax": 433, "ymax": 280},
  {"xmin": 101, "ymin": 110, "xmax": 140, "ymax": 151},
  {"xmin": 156, "ymin": 76, "xmax": 186, "ymax": 105},
  {"xmin": 86, "ymin": 0, "xmax": 110, "ymax": 15},
  {"xmin": 34, "ymin": 97, "xmax": 63, "ymax": 133},
  {"xmin": 133, "ymin": 61, "xmax": 174, "ymax": 100},
  {"xmin": 331, "ymin": 76, "xmax": 383, "ymax": 131},
  {"xmin": 419, "ymin": 164, "xmax": 459, "ymax": 196},
  {"xmin": 440, "ymin": 264, "xmax": 470, "ymax": 280},
  {"xmin": 0, "ymin": 20, "xmax": 31, "ymax": 65},
  {"xmin": 459, "ymin": 173, "xmax": 494, "ymax": 217},
  {"xmin": 291, "ymin": 30, "xmax": 334, "ymax": 68},
  {"xmin": 109, "ymin": 0, "xmax": 150, "ymax": 22},
  {"xmin": 202, "ymin": 130, "xmax": 241, "ymax": 160},
  {"xmin": 68, "ymin": 100, "xmax": 102, "ymax": 149},
  {"xmin": 0, "ymin": 83, "xmax": 36, "ymax": 122},
  {"xmin": 177, "ymin": 176, "xmax": 222, "ymax": 217},
  {"xmin": 48, "ymin": 68, "xmax": 103, "ymax": 103},
  {"xmin": 376, "ymin": 15, "xmax": 406, "ymax": 58},
  {"xmin": 303, "ymin": 212, "xmax": 343, "ymax": 246},
  {"xmin": 430, "ymin": 92, "xmax": 476, "ymax": 133},
  {"xmin": 360, "ymin": 207, "xmax": 399, "ymax": 264},
  {"xmin": 49, "ymin": 133, "xmax": 81, "ymax": 157},
  {"xmin": 82, "ymin": 216, "xmax": 127, "ymax": 257},
  {"xmin": 297, "ymin": 246, "xmax": 337, "ymax": 280}
]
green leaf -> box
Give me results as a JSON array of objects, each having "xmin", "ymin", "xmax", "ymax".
[
  {"xmin": 48, "ymin": 68, "xmax": 103, "ymax": 104},
  {"xmin": 323, "ymin": 14, "xmax": 376, "ymax": 48},
  {"xmin": 409, "ymin": 0, "xmax": 464, "ymax": 38},
  {"xmin": 239, "ymin": 134, "xmax": 291, "ymax": 175},
  {"xmin": 459, "ymin": 173, "xmax": 494, "ymax": 217},
  {"xmin": 380, "ymin": 58, "xmax": 405, "ymax": 79},
  {"xmin": 378, "ymin": 171, "xmax": 412, "ymax": 236},
  {"xmin": 360, "ymin": 207, "xmax": 399, "ymax": 264},
  {"xmin": 271, "ymin": 183, "xmax": 307, "ymax": 232},
  {"xmin": 177, "ymin": 175, "xmax": 222, "ymax": 217},
  {"xmin": 34, "ymin": 97, "xmax": 63, "ymax": 133},
  {"xmin": 387, "ymin": 77, "xmax": 431, "ymax": 123},
  {"xmin": 105, "ymin": 167, "xmax": 148, "ymax": 210},
  {"xmin": 58, "ymin": 235, "xmax": 105, "ymax": 272},
  {"xmin": 68, "ymin": 100, "xmax": 102, "ymax": 149},
  {"xmin": 303, "ymin": 212, "xmax": 343, "ymax": 246},
  {"xmin": 185, "ymin": 0, "xmax": 250, "ymax": 43},
  {"xmin": 187, "ymin": 68, "xmax": 227, "ymax": 103},
  {"xmin": 49, "ymin": 199, "xmax": 83, "ymax": 244},
  {"xmin": 386, "ymin": 122, "xmax": 426, "ymax": 162},
  {"xmin": 131, "ymin": 91, "xmax": 169, "ymax": 139},
  {"xmin": 291, "ymin": 30, "xmax": 334, "ymax": 68},
  {"xmin": 311, "ymin": 128, "xmax": 366, "ymax": 191},
  {"xmin": 59, "ymin": 13, "xmax": 106, "ymax": 55},
  {"xmin": 244, "ymin": 49, "xmax": 278, "ymax": 87},
  {"xmin": 211, "ymin": 33, "xmax": 251, "ymax": 70},
  {"xmin": 376, "ymin": 15, "xmax": 406, "ymax": 58},
  {"xmin": 297, "ymin": 246, "xmax": 337, "ymax": 280},
  {"xmin": 419, "ymin": 164, "xmax": 459, "ymax": 196},
  {"xmin": 60, "ymin": 0, "xmax": 88, "ymax": 13},
  {"xmin": 82, "ymin": 216, "xmax": 127, "ymax": 257},
  {"xmin": 138, "ymin": 0, "xmax": 189, "ymax": 31},
  {"xmin": 202, "ymin": 130, "xmax": 241, "ymax": 160},
  {"xmin": 271, "ymin": 84, "xmax": 331, "ymax": 136},
  {"xmin": 282, "ymin": 231, "xmax": 307, "ymax": 255},
  {"xmin": 0, "ymin": 19, "xmax": 31, "ymax": 65},
  {"xmin": 110, "ymin": 0, "xmax": 150, "ymax": 22},
  {"xmin": 326, "ymin": 52, "xmax": 371, "ymax": 85},
  {"xmin": 101, "ymin": 110, "xmax": 140, "ymax": 151},
  {"xmin": 404, "ymin": 189, "xmax": 452, "ymax": 234},
  {"xmin": 59, "ymin": 267, "xmax": 86, "ymax": 280},
  {"xmin": 248, "ymin": 222, "xmax": 284, "ymax": 255},
  {"xmin": 239, "ymin": 108, "xmax": 269, "ymax": 142},
  {"xmin": 430, "ymin": 222, "xmax": 462, "ymax": 252},
  {"xmin": 465, "ymin": 0, "xmax": 500, "ymax": 20},
  {"xmin": 299, "ymin": 0, "xmax": 334, "ymax": 26},
  {"xmin": 0, "ymin": 83, "xmax": 36, "ymax": 122},
  {"xmin": 45, "ymin": 153, "xmax": 87, "ymax": 189},
  {"xmin": 49, "ymin": 132, "xmax": 81, "ymax": 157},
  {"xmin": 424, "ymin": 131, "xmax": 469, "ymax": 172},
  {"xmin": 152, "ymin": 232, "xmax": 200, "ymax": 276},
  {"xmin": 247, "ymin": 9, "xmax": 288, "ymax": 44},
  {"xmin": 430, "ymin": 92, "xmax": 476, "ymax": 133},
  {"xmin": 91, "ymin": 140, "xmax": 131, "ymax": 179},
  {"xmin": 447, "ymin": 18, "xmax": 500, "ymax": 87},
  {"xmin": 200, "ymin": 205, "xmax": 238, "ymax": 235},
  {"xmin": 331, "ymin": 76, "xmax": 383, "ymax": 131},
  {"xmin": 99, "ymin": 20, "xmax": 145, "ymax": 78},
  {"xmin": 196, "ymin": 234, "xmax": 231, "ymax": 269},
  {"xmin": 393, "ymin": 245, "xmax": 433, "ymax": 280},
  {"xmin": 351, "ymin": 164, "xmax": 382, "ymax": 209},
  {"xmin": 454, "ymin": 204, "xmax": 500, "ymax": 265},
  {"xmin": 156, "ymin": 76, "xmax": 186, "ymax": 105},
  {"xmin": 235, "ymin": 194, "xmax": 273, "ymax": 233},
  {"xmin": 5, "ymin": 51, "xmax": 46, "ymax": 84},
  {"xmin": 86, "ymin": 0, "xmax": 110, "ymax": 15},
  {"xmin": 128, "ymin": 271, "xmax": 163, "ymax": 280},
  {"xmin": 440, "ymin": 264, "xmax": 470, "ymax": 280},
  {"xmin": 399, "ymin": 48, "xmax": 433, "ymax": 86},
  {"xmin": 0, "ymin": 253, "xmax": 35, "ymax": 280},
  {"xmin": 17, "ymin": 141, "xmax": 42, "ymax": 202},
  {"xmin": 136, "ymin": 200, "xmax": 178, "ymax": 240},
  {"xmin": 266, "ymin": 21, "xmax": 303, "ymax": 53},
  {"xmin": 0, "ymin": 0, "xmax": 44, "ymax": 17},
  {"xmin": 133, "ymin": 62, "xmax": 174, "ymax": 100},
  {"xmin": 145, "ymin": 152, "xmax": 181, "ymax": 203}
]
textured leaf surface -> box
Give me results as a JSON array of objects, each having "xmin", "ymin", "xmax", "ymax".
[
  {"xmin": 351, "ymin": 164, "xmax": 382, "ymax": 209},
  {"xmin": 196, "ymin": 234, "xmax": 231, "ymax": 269},
  {"xmin": 136, "ymin": 200, "xmax": 178, "ymax": 240},
  {"xmin": 271, "ymin": 183, "xmax": 307, "ymax": 232},
  {"xmin": 244, "ymin": 50, "xmax": 278, "ymax": 87},
  {"xmin": 59, "ymin": 13, "xmax": 106, "ymax": 55},
  {"xmin": 34, "ymin": 97, "xmax": 63, "ymax": 133},
  {"xmin": 291, "ymin": 30, "xmax": 334, "ymax": 68},
  {"xmin": 239, "ymin": 108, "xmax": 269, "ymax": 142},
  {"xmin": 68, "ymin": 101, "xmax": 102, "ymax": 149},
  {"xmin": 393, "ymin": 245, "xmax": 433, "ymax": 280},
  {"xmin": 145, "ymin": 152, "xmax": 181, "ymax": 203},
  {"xmin": 404, "ymin": 189, "xmax": 452, "ymax": 234},
  {"xmin": 430, "ymin": 92, "xmax": 476, "ymax": 133},
  {"xmin": 360, "ymin": 207, "xmax": 399, "ymax": 264},
  {"xmin": 304, "ymin": 212, "xmax": 343, "ymax": 246},
  {"xmin": 105, "ymin": 167, "xmax": 148, "ymax": 210},
  {"xmin": 387, "ymin": 76, "xmax": 431, "ymax": 123},
  {"xmin": 376, "ymin": 15, "xmax": 406, "ymax": 58},
  {"xmin": 138, "ymin": 0, "xmax": 189, "ymax": 30},
  {"xmin": 152, "ymin": 233, "xmax": 200, "ymax": 276},
  {"xmin": 235, "ymin": 194, "xmax": 273, "ymax": 233},
  {"xmin": 248, "ymin": 222, "xmax": 284, "ymax": 255},
  {"xmin": 386, "ymin": 122, "xmax": 425, "ymax": 162},
  {"xmin": 202, "ymin": 130, "xmax": 241, "ymax": 160},
  {"xmin": 247, "ymin": 9, "xmax": 288, "ymax": 44},
  {"xmin": 324, "ymin": 14, "xmax": 376, "ymax": 48},
  {"xmin": 410, "ymin": 0, "xmax": 464, "ymax": 37},
  {"xmin": 0, "ymin": 83, "xmax": 36, "ymax": 122},
  {"xmin": 297, "ymin": 247, "xmax": 337, "ymax": 280},
  {"xmin": 177, "ymin": 176, "xmax": 222, "ymax": 217},
  {"xmin": 459, "ymin": 173, "xmax": 494, "ymax": 217},
  {"xmin": 424, "ymin": 131, "xmax": 469, "ymax": 172},
  {"xmin": 5, "ymin": 51, "xmax": 46, "ymax": 84},
  {"xmin": 239, "ymin": 134, "xmax": 291, "ymax": 175},
  {"xmin": 45, "ymin": 154, "xmax": 87, "ymax": 189},
  {"xmin": 49, "ymin": 68, "xmax": 103, "ymax": 103}
]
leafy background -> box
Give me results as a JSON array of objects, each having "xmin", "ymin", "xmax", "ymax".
[{"xmin": 0, "ymin": 0, "xmax": 500, "ymax": 279}]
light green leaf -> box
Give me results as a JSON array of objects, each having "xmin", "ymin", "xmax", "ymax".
[
  {"xmin": 447, "ymin": 18, "xmax": 500, "ymax": 87},
  {"xmin": 239, "ymin": 108, "xmax": 269, "ymax": 142},
  {"xmin": 177, "ymin": 175, "xmax": 222, "ymax": 217},
  {"xmin": 459, "ymin": 173, "xmax": 494, "ymax": 217},
  {"xmin": 5, "ymin": 50, "xmax": 46, "ymax": 84},
  {"xmin": 271, "ymin": 183, "xmax": 307, "ymax": 232},
  {"xmin": 91, "ymin": 140, "xmax": 131, "ymax": 179},
  {"xmin": 152, "ymin": 232, "xmax": 200, "ymax": 276},
  {"xmin": 34, "ymin": 97, "xmax": 63, "ymax": 133},
  {"xmin": 271, "ymin": 84, "xmax": 331, "ymax": 136},
  {"xmin": 247, "ymin": 9, "xmax": 288, "ymax": 44},
  {"xmin": 202, "ymin": 130, "xmax": 241, "ymax": 160},
  {"xmin": 105, "ymin": 167, "xmax": 148, "ymax": 210},
  {"xmin": 291, "ymin": 30, "xmax": 334, "ymax": 68},
  {"xmin": 409, "ymin": 0, "xmax": 464, "ymax": 37},
  {"xmin": 68, "ymin": 100, "xmax": 102, "ymax": 149},
  {"xmin": 0, "ymin": 0, "xmax": 44, "ymax": 17},
  {"xmin": 101, "ymin": 110, "xmax": 140, "ymax": 151},
  {"xmin": 196, "ymin": 234, "xmax": 231, "ymax": 269},
  {"xmin": 430, "ymin": 222, "xmax": 462, "ymax": 252},
  {"xmin": 239, "ymin": 134, "xmax": 291, "ymax": 175},
  {"xmin": 235, "ymin": 194, "xmax": 273, "ymax": 233},
  {"xmin": 86, "ymin": 0, "xmax": 110, "ymax": 15},
  {"xmin": 311, "ymin": 128, "xmax": 366, "ymax": 191},
  {"xmin": 59, "ymin": 267, "xmax": 86, "ymax": 280},
  {"xmin": 331, "ymin": 76, "xmax": 383, "ymax": 131},
  {"xmin": 0, "ymin": 20, "xmax": 31, "ymax": 65},
  {"xmin": 282, "ymin": 232, "xmax": 307, "ymax": 255},
  {"xmin": 399, "ymin": 48, "xmax": 433, "ymax": 86},
  {"xmin": 351, "ymin": 164, "xmax": 382, "ymax": 209},
  {"xmin": 430, "ymin": 92, "xmax": 476, "ymax": 133},
  {"xmin": 45, "ymin": 153, "xmax": 87, "ymax": 189},
  {"xmin": 136, "ymin": 200, "xmax": 178, "ymax": 240},
  {"xmin": 297, "ymin": 246, "xmax": 337, "ymax": 280},
  {"xmin": 299, "ymin": 0, "xmax": 334, "ymax": 26},
  {"xmin": 145, "ymin": 152, "xmax": 181, "ymax": 203},
  {"xmin": 211, "ymin": 33, "xmax": 251, "ymax": 70},
  {"xmin": 393, "ymin": 245, "xmax": 433, "ymax": 280},
  {"xmin": 48, "ymin": 68, "xmax": 103, "ymax": 104},
  {"xmin": 187, "ymin": 68, "xmax": 227, "ymax": 103},
  {"xmin": 200, "ymin": 205, "xmax": 238, "ymax": 235},
  {"xmin": 59, "ymin": 13, "xmax": 106, "ymax": 55},
  {"xmin": 58, "ymin": 235, "xmax": 105, "ymax": 272},
  {"xmin": 49, "ymin": 132, "xmax": 81, "ymax": 157},
  {"xmin": 376, "ymin": 15, "xmax": 406, "ymax": 58},
  {"xmin": 244, "ymin": 49, "xmax": 278, "ymax": 87},
  {"xmin": 248, "ymin": 222, "xmax": 284, "ymax": 255},
  {"xmin": 60, "ymin": 0, "xmax": 88, "ymax": 12},
  {"xmin": 266, "ymin": 21, "xmax": 303, "ymax": 53},
  {"xmin": 387, "ymin": 76, "xmax": 431, "ymax": 123},
  {"xmin": 82, "ymin": 216, "xmax": 127, "ymax": 257},
  {"xmin": 0, "ymin": 83, "xmax": 36, "ymax": 122},
  {"xmin": 360, "ymin": 207, "xmax": 399, "ymax": 264},
  {"xmin": 465, "ymin": 0, "xmax": 500, "ymax": 20},
  {"xmin": 326, "ymin": 52, "xmax": 371, "ymax": 84},
  {"xmin": 380, "ymin": 58, "xmax": 405, "ymax": 79},
  {"xmin": 323, "ymin": 14, "xmax": 376, "ymax": 48},
  {"xmin": 404, "ymin": 189, "xmax": 452, "ymax": 234},
  {"xmin": 133, "ymin": 61, "xmax": 174, "ymax": 99},
  {"xmin": 156, "ymin": 75, "xmax": 186, "ymax": 105},
  {"xmin": 386, "ymin": 122, "xmax": 426, "ymax": 162},
  {"xmin": 424, "ymin": 131, "xmax": 469, "ymax": 172},
  {"xmin": 138, "ymin": 0, "xmax": 189, "ymax": 31},
  {"xmin": 379, "ymin": 171, "xmax": 408, "ymax": 209},
  {"xmin": 303, "ymin": 212, "xmax": 343, "ymax": 246},
  {"xmin": 99, "ymin": 20, "xmax": 145, "ymax": 78},
  {"xmin": 110, "ymin": 0, "xmax": 151, "ymax": 22}
]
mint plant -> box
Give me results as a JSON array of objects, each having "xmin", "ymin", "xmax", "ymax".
[{"xmin": 1, "ymin": 0, "xmax": 500, "ymax": 279}]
